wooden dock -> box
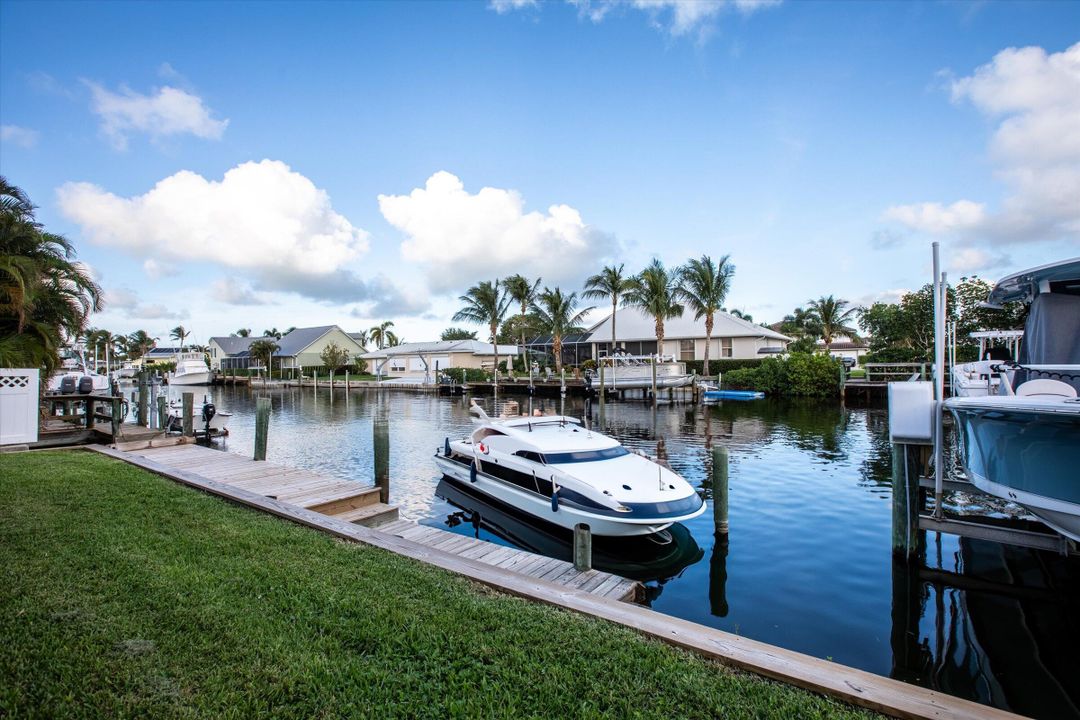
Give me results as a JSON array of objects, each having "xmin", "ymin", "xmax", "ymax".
[
  {"xmin": 107, "ymin": 442, "xmax": 398, "ymax": 527},
  {"xmin": 377, "ymin": 519, "xmax": 641, "ymax": 602}
]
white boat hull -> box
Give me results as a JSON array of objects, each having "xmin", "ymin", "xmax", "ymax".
[
  {"xmin": 168, "ymin": 371, "xmax": 214, "ymax": 386},
  {"xmin": 435, "ymin": 455, "xmax": 697, "ymax": 537}
]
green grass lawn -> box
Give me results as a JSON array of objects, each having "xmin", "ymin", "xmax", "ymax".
[{"xmin": 0, "ymin": 451, "xmax": 875, "ymax": 719}]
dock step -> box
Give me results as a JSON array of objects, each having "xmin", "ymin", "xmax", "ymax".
[
  {"xmin": 300, "ymin": 484, "xmax": 382, "ymax": 514},
  {"xmin": 329, "ymin": 502, "xmax": 399, "ymax": 527}
]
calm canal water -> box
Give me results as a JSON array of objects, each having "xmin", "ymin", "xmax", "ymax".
[{"xmin": 198, "ymin": 385, "xmax": 1078, "ymax": 719}]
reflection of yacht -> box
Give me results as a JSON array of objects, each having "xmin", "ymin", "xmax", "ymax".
[
  {"xmin": 950, "ymin": 330, "xmax": 1024, "ymax": 398},
  {"xmin": 167, "ymin": 352, "xmax": 214, "ymax": 386},
  {"xmin": 434, "ymin": 402, "xmax": 705, "ymax": 537},
  {"xmin": 945, "ymin": 258, "xmax": 1080, "ymax": 541},
  {"xmin": 593, "ymin": 353, "xmax": 694, "ymax": 390},
  {"xmin": 436, "ymin": 477, "xmax": 703, "ymax": 582}
]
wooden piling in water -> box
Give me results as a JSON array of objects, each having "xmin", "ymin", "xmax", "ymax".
[
  {"xmin": 712, "ymin": 446, "xmax": 729, "ymax": 535},
  {"xmin": 137, "ymin": 371, "xmax": 148, "ymax": 426},
  {"xmin": 573, "ymin": 523, "xmax": 592, "ymax": 571},
  {"xmin": 111, "ymin": 397, "xmax": 122, "ymax": 438},
  {"xmin": 891, "ymin": 443, "xmax": 926, "ymax": 559},
  {"xmin": 182, "ymin": 393, "xmax": 194, "ymax": 437},
  {"xmin": 599, "ymin": 362, "xmax": 605, "ymax": 403},
  {"xmin": 157, "ymin": 396, "xmax": 167, "ymax": 430},
  {"xmin": 254, "ymin": 396, "xmax": 271, "ymax": 461},
  {"xmin": 374, "ymin": 417, "xmax": 390, "ymax": 503}
]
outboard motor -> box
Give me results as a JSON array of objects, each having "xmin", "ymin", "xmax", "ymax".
[
  {"xmin": 59, "ymin": 375, "xmax": 77, "ymax": 394},
  {"xmin": 78, "ymin": 376, "xmax": 94, "ymax": 394},
  {"xmin": 199, "ymin": 402, "xmax": 216, "ymax": 444}
]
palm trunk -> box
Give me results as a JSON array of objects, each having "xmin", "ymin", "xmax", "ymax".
[
  {"xmin": 704, "ymin": 313, "xmax": 713, "ymax": 378},
  {"xmin": 554, "ymin": 335, "xmax": 563, "ymax": 374}
]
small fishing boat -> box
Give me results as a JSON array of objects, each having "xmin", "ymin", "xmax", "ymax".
[
  {"xmin": 434, "ymin": 402, "xmax": 705, "ymax": 537},
  {"xmin": 167, "ymin": 352, "xmax": 214, "ymax": 386},
  {"xmin": 47, "ymin": 348, "xmax": 110, "ymax": 394},
  {"xmin": 166, "ymin": 397, "xmax": 231, "ymax": 435},
  {"xmin": 945, "ymin": 257, "xmax": 1080, "ymax": 541}
]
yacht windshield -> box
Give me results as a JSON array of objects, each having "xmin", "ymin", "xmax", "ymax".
[{"xmin": 543, "ymin": 447, "xmax": 629, "ymax": 464}]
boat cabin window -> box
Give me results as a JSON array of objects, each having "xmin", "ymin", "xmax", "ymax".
[
  {"xmin": 543, "ymin": 447, "xmax": 630, "ymax": 464},
  {"xmin": 514, "ymin": 450, "xmax": 545, "ymax": 464}
]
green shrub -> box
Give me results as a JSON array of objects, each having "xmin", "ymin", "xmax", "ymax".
[
  {"xmin": 719, "ymin": 353, "xmax": 841, "ymax": 397},
  {"xmin": 581, "ymin": 359, "xmax": 596, "ymax": 371},
  {"xmin": 443, "ymin": 367, "xmax": 491, "ymax": 382}
]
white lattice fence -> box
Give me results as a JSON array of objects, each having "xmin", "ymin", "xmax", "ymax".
[{"xmin": 0, "ymin": 369, "xmax": 39, "ymax": 445}]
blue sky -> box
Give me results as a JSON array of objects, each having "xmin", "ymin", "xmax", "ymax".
[{"xmin": 2, "ymin": 0, "xmax": 1078, "ymax": 345}]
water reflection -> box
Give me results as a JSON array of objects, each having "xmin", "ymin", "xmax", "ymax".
[
  {"xmin": 204, "ymin": 385, "xmax": 1078, "ymax": 718},
  {"xmin": 434, "ymin": 477, "xmax": 704, "ymax": 592}
]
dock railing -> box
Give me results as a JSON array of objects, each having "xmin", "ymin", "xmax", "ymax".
[{"xmin": 860, "ymin": 363, "xmax": 929, "ymax": 383}]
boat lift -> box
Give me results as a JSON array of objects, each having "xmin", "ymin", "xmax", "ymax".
[{"xmin": 888, "ymin": 242, "xmax": 1078, "ymax": 558}]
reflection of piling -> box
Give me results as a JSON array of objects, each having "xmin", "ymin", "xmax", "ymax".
[
  {"xmin": 573, "ymin": 523, "xmax": 592, "ymax": 572},
  {"xmin": 254, "ymin": 397, "xmax": 270, "ymax": 460},
  {"xmin": 712, "ymin": 446, "xmax": 729, "ymax": 536},
  {"xmin": 374, "ymin": 416, "xmax": 390, "ymax": 503},
  {"xmin": 709, "ymin": 536, "xmax": 729, "ymax": 617},
  {"xmin": 182, "ymin": 393, "xmax": 194, "ymax": 437}
]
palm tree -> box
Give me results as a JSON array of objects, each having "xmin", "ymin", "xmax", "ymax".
[
  {"xmin": 453, "ymin": 280, "xmax": 511, "ymax": 383},
  {"xmin": 530, "ymin": 287, "xmax": 593, "ymax": 374},
  {"xmin": 233, "ymin": 328, "xmax": 251, "ymax": 337},
  {"xmin": 675, "ymin": 254, "xmax": 735, "ymax": 377},
  {"xmin": 582, "ymin": 264, "xmax": 634, "ymax": 361},
  {"xmin": 0, "ymin": 177, "xmax": 102, "ymax": 375},
  {"xmin": 504, "ymin": 274, "xmax": 541, "ymax": 370},
  {"xmin": 170, "ymin": 325, "xmax": 190, "ymax": 350},
  {"xmin": 352, "ymin": 329, "xmax": 369, "ymax": 349},
  {"xmin": 623, "ymin": 259, "xmax": 683, "ymax": 355},
  {"xmin": 807, "ymin": 295, "xmax": 859, "ymax": 346},
  {"xmin": 126, "ymin": 330, "xmax": 156, "ymax": 359},
  {"xmin": 369, "ymin": 321, "xmax": 395, "ymax": 350},
  {"xmin": 248, "ymin": 339, "xmax": 279, "ymax": 374},
  {"xmin": 262, "ymin": 327, "xmax": 283, "ymax": 340}
]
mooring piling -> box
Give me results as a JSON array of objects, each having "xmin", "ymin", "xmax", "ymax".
[
  {"xmin": 573, "ymin": 523, "xmax": 592, "ymax": 572},
  {"xmin": 182, "ymin": 393, "xmax": 194, "ymax": 437},
  {"xmin": 374, "ymin": 416, "xmax": 390, "ymax": 503},
  {"xmin": 137, "ymin": 371, "xmax": 148, "ymax": 426},
  {"xmin": 157, "ymin": 395, "xmax": 167, "ymax": 430},
  {"xmin": 254, "ymin": 396, "xmax": 271, "ymax": 461},
  {"xmin": 712, "ymin": 445, "xmax": 729, "ymax": 536},
  {"xmin": 111, "ymin": 397, "xmax": 122, "ymax": 438}
]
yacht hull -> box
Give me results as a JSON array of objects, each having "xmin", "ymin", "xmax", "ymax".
[
  {"xmin": 434, "ymin": 455, "xmax": 699, "ymax": 537},
  {"xmin": 948, "ymin": 401, "xmax": 1080, "ymax": 541},
  {"xmin": 168, "ymin": 371, "xmax": 214, "ymax": 386}
]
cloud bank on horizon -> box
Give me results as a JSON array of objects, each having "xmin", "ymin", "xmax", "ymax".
[{"xmin": 883, "ymin": 41, "xmax": 1080, "ymax": 273}]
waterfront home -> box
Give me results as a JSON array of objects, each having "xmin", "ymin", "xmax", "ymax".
[
  {"xmin": 361, "ymin": 340, "xmax": 520, "ymax": 382},
  {"xmin": 207, "ymin": 335, "xmax": 273, "ymax": 371},
  {"xmin": 818, "ymin": 334, "xmax": 869, "ymax": 364},
  {"xmin": 273, "ymin": 325, "xmax": 366, "ymax": 373},
  {"xmin": 139, "ymin": 346, "xmax": 185, "ymax": 368},
  {"xmin": 527, "ymin": 308, "xmax": 791, "ymax": 366}
]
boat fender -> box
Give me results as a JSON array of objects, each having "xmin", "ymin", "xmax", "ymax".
[
  {"xmin": 470, "ymin": 461, "xmax": 478, "ymax": 484},
  {"xmin": 550, "ymin": 489, "xmax": 560, "ymax": 513},
  {"xmin": 478, "ymin": 441, "xmax": 489, "ymax": 455}
]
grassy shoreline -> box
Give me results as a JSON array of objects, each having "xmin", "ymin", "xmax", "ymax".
[{"xmin": 0, "ymin": 451, "xmax": 873, "ymax": 718}]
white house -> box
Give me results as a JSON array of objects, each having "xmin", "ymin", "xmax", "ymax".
[{"xmin": 581, "ymin": 307, "xmax": 791, "ymax": 362}]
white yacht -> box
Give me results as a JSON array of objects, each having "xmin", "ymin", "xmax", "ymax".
[
  {"xmin": 47, "ymin": 348, "xmax": 110, "ymax": 394},
  {"xmin": 592, "ymin": 353, "xmax": 694, "ymax": 390},
  {"xmin": 168, "ymin": 352, "xmax": 214, "ymax": 386},
  {"xmin": 434, "ymin": 403, "xmax": 705, "ymax": 537},
  {"xmin": 945, "ymin": 257, "xmax": 1080, "ymax": 541}
]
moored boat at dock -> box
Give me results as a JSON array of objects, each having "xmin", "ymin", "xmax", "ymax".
[{"xmin": 434, "ymin": 402, "xmax": 705, "ymax": 537}]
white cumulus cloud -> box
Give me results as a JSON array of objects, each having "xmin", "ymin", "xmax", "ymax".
[
  {"xmin": 105, "ymin": 287, "xmax": 187, "ymax": 320},
  {"xmin": 489, "ymin": 0, "xmax": 537, "ymax": 13},
  {"xmin": 85, "ymin": 79, "xmax": 229, "ymax": 150},
  {"xmin": 525, "ymin": 0, "xmax": 779, "ymax": 38},
  {"xmin": 1, "ymin": 124, "xmax": 39, "ymax": 148},
  {"xmin": 58, "ymin": 160, "xmax": 371, "ymax": 301},
  {"xmin": 379, "ymin": 171, "xmax": 618, "ymax": 293},
  {"xmin": 948, "ymin": 248, "xmax": 1011, "ymax": 275},
  {"xmin": 884, "ymin": 41, "xmax": 1080, "ymax": 246},
  {"xmin": 211, "ymin": 277, "xmax": 269, "ymax": 306}
]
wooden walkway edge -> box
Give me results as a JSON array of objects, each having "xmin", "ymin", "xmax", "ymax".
[{"xmin": 86, "ymin": 444, "xmax": 1024, "ymax": 720}]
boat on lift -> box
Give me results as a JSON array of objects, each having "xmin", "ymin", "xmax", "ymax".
[
  {"xmin": 167, "ymin": 352, "xmax": 214, "ymax": 386},
  {"xmin": 945, "ymin": 257, "xmax": 1080, "ymax": 541},
  {"xmin": 47, "ymin": 347, "xmax": 110, "ymax": 394},
  {"xmin": 434, "ymin": 402, "xmax": 705, "ymax": 537},
  {"xmin": 591, "ymin": 352, "xmax": 694, "ymax": 390}
]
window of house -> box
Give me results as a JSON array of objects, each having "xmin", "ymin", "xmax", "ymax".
[
  {"xmin": 679, "ymin": 339, "xmax": 694, "ymax": 361},
  {"xmin": 721, "ymin": 338, "xmax": 733, "ymax": 358}
]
